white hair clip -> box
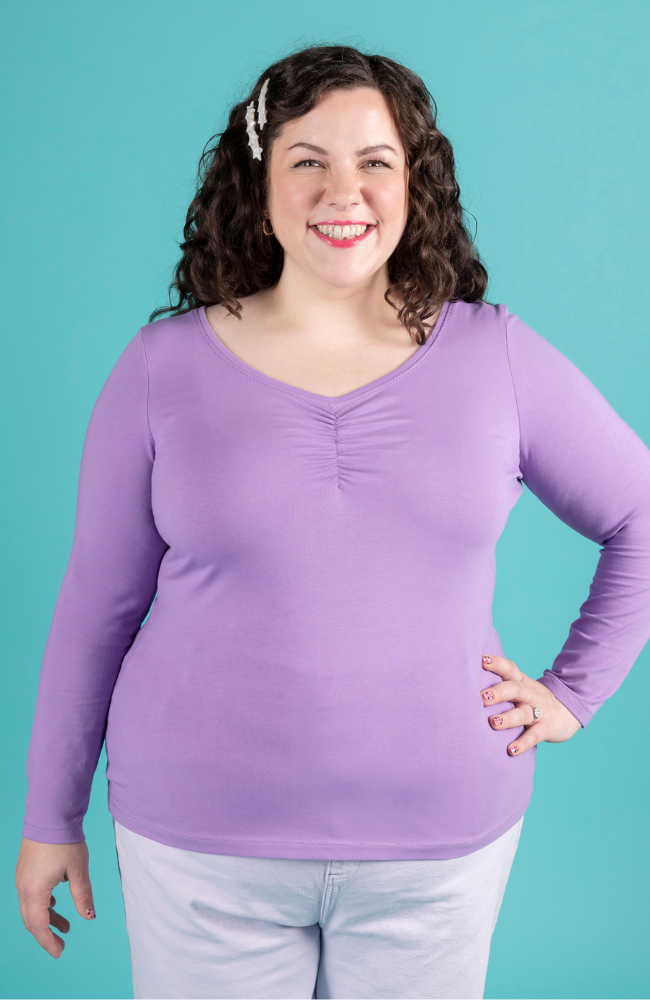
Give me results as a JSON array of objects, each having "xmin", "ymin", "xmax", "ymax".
[
  {"xmin": 246, "ymin": 78, "xmax": 270, "ymax": 161},
  {"xmin": 257, "ymin": 78, "xmax": 269, "ymax": 130},
  {"xmin": 245, "ymin": 102, "xmax": 262, "ymax": 160}
]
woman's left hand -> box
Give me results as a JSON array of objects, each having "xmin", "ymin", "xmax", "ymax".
[{"xmin": 480, "ymin": 655, "xmax": 581, "ymax": 755}]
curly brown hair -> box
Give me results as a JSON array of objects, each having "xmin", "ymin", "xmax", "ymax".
[{"xmin": 151, "ymin": 45, "xmax": 488, "ymax": 345}]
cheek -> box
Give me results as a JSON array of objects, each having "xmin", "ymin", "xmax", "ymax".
[
  {"xmin": 368, "ymin": 179, "xmax": 408, "ymax": 230},
  {"xmin": 271, "ymin": 179, "xmax": 320, "ymax": 224}
]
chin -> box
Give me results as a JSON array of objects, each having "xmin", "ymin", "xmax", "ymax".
[{"xmin": 310, "ymin": 256, "xmax": 386, "ymax": 290}]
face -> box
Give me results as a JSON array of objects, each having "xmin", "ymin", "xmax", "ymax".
[{"xmin": 266, "ymin": 87, "xmax": 409, "ymax": 291}]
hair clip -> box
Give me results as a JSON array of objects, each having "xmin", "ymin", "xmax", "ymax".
[
  {"xmin": 245, "ymin": 102, "xmax": 262, "ymax": 160},
  {"xmin": 257, "ymin": 78, "xmax": 269, "ymax": 130},
  {"xmin": 246, "ymin": 78, "xmax": 270, "ymax": 161}
]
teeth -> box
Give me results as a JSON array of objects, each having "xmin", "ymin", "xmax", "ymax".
[{"xmin": 315, "ymin": 224, "xmax": 369, "ymax": 239}]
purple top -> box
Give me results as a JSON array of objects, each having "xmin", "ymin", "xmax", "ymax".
[{"xmin": 23, "ymin": 302, "xmax": 650, "ymax": 859}]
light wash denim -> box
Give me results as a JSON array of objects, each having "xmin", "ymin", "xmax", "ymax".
[{"xmin": 114, "ymin": 817, "xmax": 523, "ymax": 1000}]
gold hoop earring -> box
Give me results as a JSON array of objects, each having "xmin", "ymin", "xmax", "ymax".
[{"xmin": 262, "ymin": 217, "xmax": 274, "ymax": 237}]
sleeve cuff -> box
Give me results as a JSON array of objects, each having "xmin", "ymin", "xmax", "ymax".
[
  {"xmin": 537, "ymin": 671, "xmax": 596, "ymax": 728},
  {"xmin": 22, "ymin": 821, "xmax": 85, "ymax": 844}
]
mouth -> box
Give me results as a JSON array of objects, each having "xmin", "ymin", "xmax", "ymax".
[{"xmin": 310, "ymin": 221, "xmax": 376, "ymax": 248}]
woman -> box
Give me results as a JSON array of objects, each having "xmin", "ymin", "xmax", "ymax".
[{"xmin": 16, "ymin": 44, "xmax": 650, "ymax": 1000}]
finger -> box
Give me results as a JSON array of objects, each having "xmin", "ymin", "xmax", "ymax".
[
  {"xmin": 23, "ymin": 897, "xmax": 67, "ymax": 958},
  {"xmin": 481, "ymin": 655, "xmax": 523, "ymax": 681},
  {"xmin": 480, "ymin": 680, "xmax": 523, "ymax": 706},
  {"xmin": 489, "ymin": 705, "xmax": 539, "ymax": 730},
  {"xmin": 67, "ymin": 860, "xmax": 95, "ymax": 922},
  {"xmin": 50, "ymin": 932, "xmax": 66, "ymax": 958},
  {"xmin": 507, "ymin": 723, "xmax": 545, "ymax": 756},
  {"xmin": 48, "ymin": 906, "xmax": 71, "ymax": 934}
]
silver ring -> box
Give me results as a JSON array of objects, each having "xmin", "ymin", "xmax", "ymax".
[{"xmin": 530, "ymin": 706, "xmax": 541, "ymax": 723}]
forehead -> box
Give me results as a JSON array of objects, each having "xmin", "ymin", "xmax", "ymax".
[{"xmin": 276, "ymin": 87, "xmax": 403, "ymax": 151}]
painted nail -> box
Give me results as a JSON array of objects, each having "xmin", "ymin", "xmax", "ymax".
[
  {"xmin": 509, "ymin": 744, "xmax": 520, "ymax": 755},
  {"xmin": 85, "ymin": 907, "xmax": 96, "ymax": 919},
  {"xmin": 482, "ymin": 655, "xmax": 493, "ymax": 664},
  {"xmin": 492, "ymin": 716, "xmax": 504, "ymax": 727},
  {"xmin": 483, "ymin": 690, "xmax": 495, "ymax": 702}
]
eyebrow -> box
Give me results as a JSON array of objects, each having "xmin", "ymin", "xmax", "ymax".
[{"xmin": 287, "ymin": 142, "xmax": 398, "ymax": 156}]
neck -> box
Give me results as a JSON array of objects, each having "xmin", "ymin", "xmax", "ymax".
[{"xmin": 261, "ymin": 258, "xmax": 405, "ymax": 348}]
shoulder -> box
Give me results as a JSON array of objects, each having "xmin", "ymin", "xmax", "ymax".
[
  {"xmin": 121, "ymin": 309, "xmax": 209, "ymax": 404},
  {"xmin": 138, "ymin": 309, "xmax": 201, "ymax": 356},
  {"xmin": 445, "ymin": 299, "xmax": 509, "ymax": 338},
  {"xmin": 135, "ymin": 310, "xmax": 210, "ymax": 384},
  {"xmin": 439, "ymin": 300, "xmax": 514, "ymax": 362},
  {"xmin": 451, "ymin": 301, "xmax": 508, "ymax": 326},
  {"xmin": 447, "ymin": 300, "xmax": 558, "ymax": 358}
]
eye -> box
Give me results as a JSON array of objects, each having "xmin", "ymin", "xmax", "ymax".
[
  {"xmin": 363, "ymin": 159, "xmax": 392, "ymax": 169},
  {"xmin": 292, "ymin": 158, "xmax": 324, "ymax": 168}
]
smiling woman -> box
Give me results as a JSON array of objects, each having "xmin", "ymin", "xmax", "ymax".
[
  {"xmin": 16, "ymin": 43, "xmax": 650, "ymax": 1000},
  {"xmin": 272, "ymin": 96, "xmax": 407, "ymax": 263},
  {"xmin": 198, "ymin": 83, "xmax": 427, "ymax": 395},
  {"xmin": 152, "ymin": 46, "xmax": 487, "ymax": 348}
]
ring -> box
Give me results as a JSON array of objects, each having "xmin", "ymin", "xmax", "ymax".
[{"xmin": 530, "ymin": 706, "xmax": 541, "ymax": 723}]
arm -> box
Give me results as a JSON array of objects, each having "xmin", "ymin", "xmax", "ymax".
[
  {"xmin": 480, "ymin": 311, "xmax": 650, "ymax": 752},
  {"xmin": 23, "ymin": 330, "xmax": 167, "ymax": 843},
  {"xmin": 17, "ymin": 330, "xmax": 167, "ymax": 953}
]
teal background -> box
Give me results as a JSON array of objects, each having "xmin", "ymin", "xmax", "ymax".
[{"xmin": 1, "ymin": 1, "xmax": 649, "ymax": 997}]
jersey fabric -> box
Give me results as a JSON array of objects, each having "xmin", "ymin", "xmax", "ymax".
[{"xmin": 22, "ymin": 301, "xmax": 650, "ymax": 859}]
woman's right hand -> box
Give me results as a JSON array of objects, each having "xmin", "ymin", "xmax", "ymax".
[{"xmin": 16, "ymin": 837, "xmax": 96, "ymax": 958}]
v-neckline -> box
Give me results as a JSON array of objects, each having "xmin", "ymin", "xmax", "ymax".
[{"xmin": 195, "ymin": 301, "xmax": 453, "ymax": 407}]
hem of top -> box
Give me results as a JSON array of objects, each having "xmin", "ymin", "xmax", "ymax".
[
  {"xmin": 192, "ymin": 301, "xmax": 455, "ymax": 410},
  {"xmin": 108, "ymin": 797, "xmax": 530, "ymax": 860}
]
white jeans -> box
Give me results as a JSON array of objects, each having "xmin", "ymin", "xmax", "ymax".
[{"xmin": 114, "ymin": 817, "xmax": 523, "ymax": 1000}]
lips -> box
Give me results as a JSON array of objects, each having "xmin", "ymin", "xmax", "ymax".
[{"xmin": 310, "ymin": 222, "xmax": 376, "ymax": 248}]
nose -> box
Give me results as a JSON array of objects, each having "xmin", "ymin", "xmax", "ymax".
[{"xmin": 324, "ymin": 165, "xmax": 362, "ymax": 211}]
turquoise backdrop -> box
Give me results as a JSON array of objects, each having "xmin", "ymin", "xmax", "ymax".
[{"xmin": 1, "ymin": 2, "xmax": 649, "ymax": 998}]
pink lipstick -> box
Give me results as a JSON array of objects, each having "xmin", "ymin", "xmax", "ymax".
[{"xmin": 310, "ymin": 221, "xmax": 376, "ymax": 249}]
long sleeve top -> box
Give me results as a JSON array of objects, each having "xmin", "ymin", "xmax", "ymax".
[{"xmin": 22, "ymin": 301, "xmax": 650, "ymax": 860}]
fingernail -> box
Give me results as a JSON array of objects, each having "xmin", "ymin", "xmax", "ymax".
[
  {"xmin": 482, "ymin": 655, "xmax": 493, "ymax": 664},
  {"xmin": 492, "ymin": 716, "xmax": 503, "ymax": 727},
  {"xmin": 509, "ymin": 744, "xmax": 520, "ymax": 754},
  {"xmin": 483, "ymin": 690, "xmax": 495, "ymax": 702},
  {"xmin": 85, "ymin": 907, "xmax": 96, "ymax": 919}
]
